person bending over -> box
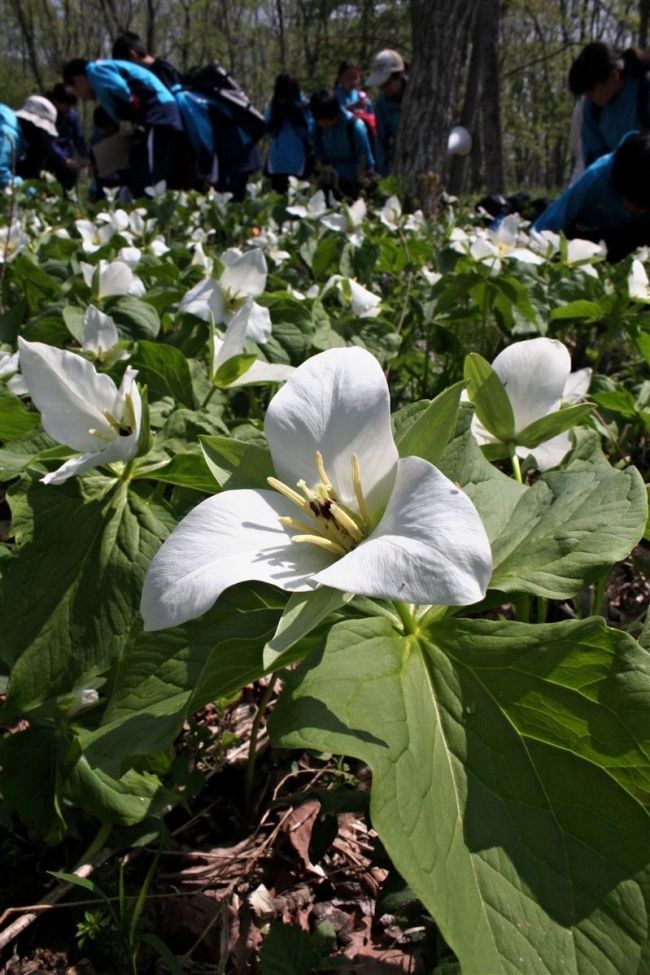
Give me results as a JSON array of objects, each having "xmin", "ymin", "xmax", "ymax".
[{"xmin": 309, "ymin": 88, "xmax": 375, "ymax": 200}]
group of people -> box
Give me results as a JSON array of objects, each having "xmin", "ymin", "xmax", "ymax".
[
  {"xmin": 0, "ymin": 36, "xmax": 407, "ymax": 203},
  {"xmin": 534, "ymin": 41, "xmax": 650, "ymax": 260}
]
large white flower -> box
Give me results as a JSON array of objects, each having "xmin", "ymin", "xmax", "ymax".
[
  {"xmin": 18, "ymin": 338, "xmax": 142, "ymax": 485},
  {"xmin": 323, "ymin": 275, "xmax": 382, "ymax": 318},
  {"xmin": 211, "ymin": 299, "xmax": 295, "ymax": 388},
  {"xmin": 530, "ymin": 230, "xmax": 605, "ymax": 277},
  {"xmin": 628, "ymin": 259, "xmax": 650, "ymax": 301},
  {"xmin": 0, "ymin": 350, "xmax": 27, "ymax": 395},
  {"xmin": 0, "ymin": 222, "xmax": 29, "ymax": 263},
  {"xmin": 180, "ymin": 248, "xmax": 268, "ymax": 326},
  {"xmin": 467, "ymin": 215, "xmax": 545, "ymax": 272},
  {"xmin": 75, "ymin": 219, "xmax": 115, "ymax": 254},
  {"xmin": 320, "ymin": 199, "xmax": 366, "ymax": 247},
  {"xmin": 80, "ymin": 259, "xmax": 145, "ymax": 299},
  {"xmin": 286, "ymin": 189, "xmax": 328, "ymax": 220},
  {"xmin": 469, "ymin": 337, "xmax": 592, "ymax": 471},
  {"xmin": 141, "ymin": 347, "xmax": 492, "ymax": 631}
]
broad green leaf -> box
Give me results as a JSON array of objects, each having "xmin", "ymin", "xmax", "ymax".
[
  {"xmin": 214, "ymin": 352, "xmax": 258, "ymax": 386},
  {"xmin": 516, "ymin": 403, "xmax": 593, "ymax": 448},
  {"xmin": 2, "ymin": 479, "xmax": 173, "ymax": 710},
  {"xmin": 65, "ymin": 750, "xmax": 171, "ymax": 825},
  {"xmin": 463, "ymin": 353, "xmax": 515, "ymax": 443},
  {"xmin": 0, "ymin": 395, "xmax": 39, "ymax": 442},
  {"xmin": 592, "ymin": 389, "xmax": 639, "ymax": 419},
  {"xmin": 312, "ymin": 235, "xmax": 344, "ymax": 280},
  {"xmin": 550, "ymin": 300, "xmax": 603, "ymax": 321},
  {"xmin": 0, "ymin": 725, "xmax": 65, "ymax": 841},
  {"xmin": 80, "ymin": 583, "xmax": 285, "ymax": 774},
  {"xmin": 259, "ymin": 921, "xmax": 322, "ymax": 975},
  {"xmin": 130, "ymin": 340, "xmax": 195, "ymax": 407},
  {"xmin": 0, "ymin": 430, "xmax": 70, "ymax": 480},
  {"xmin": 491, "ymin": 463, "xmax": 647, "ymax": 598},
  {"xmin": 141, "ymin": 452, "xmax": 218, "ymax": 494},
  {"xmin": 271, "ymin": 615, "xmax": 650, "ymax": 975},
  {"xmin": 263, "ymin": 586, "xmax": 352, "ymax": 669},
  {"xmin": 107, "ymin": 295, "xmax": 161, "ymax": 339},
  {"xmin": 200, "ymin": 434, "xmax": 274, "ymax": 489},
  {"xmin": 395, "ymin": 382, "xmax": 463, "ymax": 465},
  {"xmin": 62, "ymin": 304, "xmax": 85, "ymax": 343}
]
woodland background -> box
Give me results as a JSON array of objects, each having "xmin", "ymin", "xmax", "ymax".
[{"xmin": 1, "ymin": 0, "xmax": 650, "ymax": 198}]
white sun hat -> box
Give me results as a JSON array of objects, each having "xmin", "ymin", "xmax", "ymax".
[
  {"xmin": 15, "ymin": 95, "xmax": 58, "ymax": 137},
  {"xmin": 365, "ymin": 49, "xmax": 405, "ymax": 87}
]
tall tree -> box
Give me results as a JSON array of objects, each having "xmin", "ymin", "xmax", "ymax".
[
  {"xmin": 480, "ymin": 0, "xmax": 505, "ymax": 193},
  {"xmin": 395, "ymin": 0, "xmax": 481, "ymax": 210}
]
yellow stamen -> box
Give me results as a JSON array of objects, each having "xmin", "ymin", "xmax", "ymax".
[
  {"xmin": 352, "ymin": 454, "xmax": 371, "ymax": 527},
  {"xmin": 278, "ymin": 515, "xmax": 316, "ymax": 534},
  {"xmin": 291, "ymin": 534, "xmax": 347, "ymax": 556},
  {"xmin": 296, "ymin": 478, "xmax": 317, "ymax": 501},
  {"xmin": 88, "ymin": 427, "xmax": 116, "ymax": 443},
  {"xmin": 329, "ymin": 503, "xmax": 364, "ymax": 541},
  {"xmin": 315, "ymin": 451, "xmax": 333, "ymax": 492},
  {"xmin": 267, "ymin": 476, "xmax": 312, "ymax": 514}
]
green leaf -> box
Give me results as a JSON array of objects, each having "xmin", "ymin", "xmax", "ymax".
[
  {"xmin": 62, "ymin": 304, "xmax": 85, "ymax": 343},
  {"xmin": 212, "ymin": 353, "xmax": 256, "ymax": 388},
  {"xmin": 107, "ymin": 296, "xmax": 161, "ymax": 339},
  {"xmin": 463, "ymin": 352, "xmax": 515, "ymax": 443},
  {"xmin": 592, "ymin": 390, "xmax": 639, "ymax": 419},
  {"xmin": 0, "ymin": 725, "xmax": 66, "ymax": 841},
  {"xmin": 491, "ymin": 463, "xmax": 647, "ymax": 598},
  {"xmin": 79, "ymin": 583, "xmax": 285, "ymax": 775},
  {"xmin": 271, "ymin": 615, "xmax": 650, "ymax": 975},
  {"xmin": 259, "ymin": 921, "xmax": 322, "ymax": 975},
  {"xmin": 395, "ymin": 382, "xmax": 463, "ymax": 465},
  {"xmin": 2, "ymin": 479, "xmax": 173, "ymax": 710},
  {"xmin": 65, "ymin": 750, "xmax": 170, "ymax": 826},
  {"xmin": 264, "ymin": 587, "xmax": 352, "ymax": 669},
  {"xmin": 516, "ymin": 403, "xmax": 593, "ymax": 448},
  {"xmin": 0, "ymin": 395, "xmax": 39, "ymax": 442},
  {"xmin": 200, "ymin": 434, "xmax": 274, "ymax": 489},
  {"xmin": 140, "ymin": 452, "xmax": 218, "ymax": 494},
  {"xmin": 130, "ymin": 340, "xmax": 195, "ymax": 407},
  {"xmin": 550, "ymin": 299, "xmax": 603, "ymax": 321},
  {"xmin": 312, "ymin": 235, "xmax": 343, "ymax": 280}
]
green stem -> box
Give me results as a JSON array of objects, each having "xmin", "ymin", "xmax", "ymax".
[
  {"xmin": 201, "ymin": 384, "xmax": 218, "ymax": 409},
  {"xmin": 592, "ymin": 573, "xmax": 608, "ymax": 617},
  {"xmin": 516, "ymin": 595, "xmax": 530, "ymax": 623},
  {"xmin": 510, "ymin": 449, "xmax": 523, "ymax": 483},
  {"xmin": 73, "ymin": 821, "xmax": 112, "ymax": 871},
  {"xmin": 393, "ymin": 601, "xmax": 418, "ymax": 635},
  {"xmin": 244, "ymin": 675, "xmax": 278, "ymax": 815}
]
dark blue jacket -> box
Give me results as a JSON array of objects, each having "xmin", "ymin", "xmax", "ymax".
[{"xmin": 87, "ymin": 60, "xmax": 183, "ymax": 131}]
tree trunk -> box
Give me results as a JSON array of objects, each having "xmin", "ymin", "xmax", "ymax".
[
  {"xmin": 641, "ymin": 0, "xmax": 650, "ymax": 48},
  {"xmin": 395, "ymin": 0, "xmax": 481, "ymax": 211},
  {"xmin": 448, "ymin": 15, "xmax": 483, "ymax": 197},
  {"xmin": 479, "ymin": 0, "xmax": 504, "ymax": 193}
]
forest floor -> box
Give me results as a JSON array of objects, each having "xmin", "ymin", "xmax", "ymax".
[{"xmin": 1, "ymin": 544, "xmax": 649, "ymax": 975}]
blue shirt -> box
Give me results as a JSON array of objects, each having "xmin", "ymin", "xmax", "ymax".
[
  {"xmin": 533, "ymin": 143, "xmax": 650, "ymax": 239},
  {"xmin": 374, "ymin": 91, "xmax": 401, "ymax": 176},
  {"xmin": 582, "ymin": 75, "xmax": 650, "ymax": 165},
  {"xmin": 0, "ymin": 105, "xmax": 24, "ymax": 187},
  {"xmin": 334, "ymin": 86, "xmax": 371, "ymax": 112},
  {"xmin": 314, "ymin": 109, "xmax": 375, "ymax": 182},
  {"xmin": 265, "ymin": 103, "xmax": 312, "ymax": 176},
  {"xmin": 87, "ymin": 60, "xmax": 183, "ymax": 131}
]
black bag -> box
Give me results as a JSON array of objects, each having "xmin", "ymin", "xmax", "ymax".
[{"xmin": 183, "ymin": 61, "xmax": 266, "ymax": 142}]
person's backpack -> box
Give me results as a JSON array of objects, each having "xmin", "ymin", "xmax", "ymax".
[
  {"xmin": 315, "ymin": 114, "xmax": 374, "ymax": 169},
  {"xmin": 181, "ymin": 61, "xmax": 266, "ymax": 142}
]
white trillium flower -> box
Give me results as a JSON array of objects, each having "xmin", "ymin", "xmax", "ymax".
[
  {"xmin": 404, "ymin": 209, "xmax": 426, "ymax": 233},
  {"xmin": 0, "ymin": 222, "xmax": 29, "ymax": 262},
  {"xmin": 191, "ymin": 241, "xmax": 214, "ymax": 275},
  {"xmin": 469, "ymin": 337, "xmax": 592, "ymax": 471},
  {"xmin": 628, "ymin": 259, "xmax": 650, "ymax": 301},
  {"xmin": 82, "ymin": 305, "xmax": 123, "ymax": 360},
  {"xmin": 117, "ymin": 246, "xmax": 142, "ymax": 267},
  {"xmin": 149, "ymin": 236, "xmax": 170, "ymax": 257},
  {"xmin": 145, "ymin": 180, "xmax": 167, "ymax": 199},
  {"xmin": 141, "ymin": 347, "xmax": 492, "ymax": 631},
  {"xmin": 211, "ymin": 299, "xmax": 295, "ymax": 388},
  {"xmin": 80, "ymin": 260, "xmax": 145, "ymax": 299},
  {"xmin": 379, "ymin": 195, "xmax": 402, "ymax": 231},
  {"xmin": 18, "ymin": 338, "xmax": 142, "ymax": 485},
  {"xmin": 286, "ymin": 189, "xmax": 328, "ymax": 220},
  {"xmin": 0, "ymin": 350, "xmax": 27, "ymax": 395},
  {"xmin": 324, "ymin": 275, "xmax": 382, "ymax": 318},
  {"xmin": 422, "ymin": 267, "xmax": 442, "ymax": 286},
  {"xmin": 75, "ymin": 219, "xmax": 115, "ymax": 254},
  {"xmin": 530, "ymin": 230, "xmax": 605, "ymax": 277},
  {"xmin": 468, "ymin": 215, "xmax": 545, "ymax": 272},
  {"xmin": 320, "ymin": 198, "xmax": 366, "ymax": 247},
  {"xmin": 180, "ymin": 248, "xmax": 268, "ymax": 325}
]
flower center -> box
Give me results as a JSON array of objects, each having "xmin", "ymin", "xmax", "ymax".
[
  {"xmin": 88, "ymin": 392, "xmax": 136, "ymax": 443},
  {"xmin": 268, "ymin": 451, "xmax": 371, "ymax": 558},
  {"xmin": 223, "ymin": 287, "xmax": 247, "ymax": 315}
]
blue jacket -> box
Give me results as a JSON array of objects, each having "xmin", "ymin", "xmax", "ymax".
[
  {"xmin": 174, "ymin": 88, "xmax": 260, "ymax": 178},
  {"xmin": 533, "ymin": 142, "xmax": 650, "ymax": 239},
  {"xmin": 265, "ymin": 102, "xmax": 312, "ymax": 176},
  {"xmin": 87, "ymin": 60, "xmax": 183, "ymax": 131},
  {"xmin": 0, "ymin": 105, "xmax": 24, "ymax": 187},
  {"xmin": 314, "ymin": 109, "xmax": 375, "ymax": 182},
  {"xmin": 374, "ymin": 91, "xmax": 401, "ymax": 176},
  {"xmin": 582, "ymin": 74, "xmax": 650, "ymax": 165}
]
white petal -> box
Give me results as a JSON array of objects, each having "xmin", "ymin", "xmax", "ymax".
[
  {"xmin": 492, "ymin": 338, "xmax": 570, "ymax": 433},
  {"xmin": 118, "ymin": 246, "xmax": 142, "ymax": 267},
  {"xmin": 18, "ymin": 338, "xmax": 119, "ymax": 450},
  {"xmin": 229, "ymin": 359, "xmax": 295, "ymax": 387},
  {"xmin": 563, "ymin": 367, "xmax": 592, "ymax": 404},
  {"xmin": 314, "ymin": 456, "xmax": 492, "ymax": 605},
  {"xmin": 180, "ymin": 279, "xmax": 225, "ymax": 322},
  {"xmin": 140, "ymin": 489, "xmax": 333, "ymax": 630},
  {"xmin": 495, "ymin": 215, "xmax": 518, "ymax": 248},
  {"xmin": 240, "ymin": 300, "xmax": 272, "ymax": 345},
  {"xmin": 566, "ymin": 238, "xmax": 605, "ymax": 264},
  {"xmin": 517, "ymin": 432, "xmax": 572, "ymax": 472},
  {"xmin": 82, "ymin": 305, "xmax": 119, "ymax": 355},
  {"xmin": 347, "ymin": 199, "xmax": 367, "ymax": 227},
  {"xmin": 41, "ymin": 429, "xmax": 137, "ymax": 484},
  {"xmin": 629, "ymin": 260, "xmax": 650, "ymax": 300},
  {"xmin": 348, "ymin": 280, "xmax": 381, "ymax": 317},
  {"xmin": 265, "ymin": 347, "xmax": 398, "ymax": 515},
  {"xmin": 320, "ymin": 214, "xmax": 347, "ymax": 234},
  {"xmin": 507, "ymin": 247, "xmax": 545, "ymax": 265},
  {"xmin": 220, "ymin": 249, "xmax": 267, "ymax": 299}
]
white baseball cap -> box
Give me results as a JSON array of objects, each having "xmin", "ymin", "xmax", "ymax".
[
  {"xmin": 16, "ymin": 95, "xmax": 58, "ymax": 137},
  {"xmin": 365, "ymin": 49, "xmax": 405, "ymax": 87}
]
